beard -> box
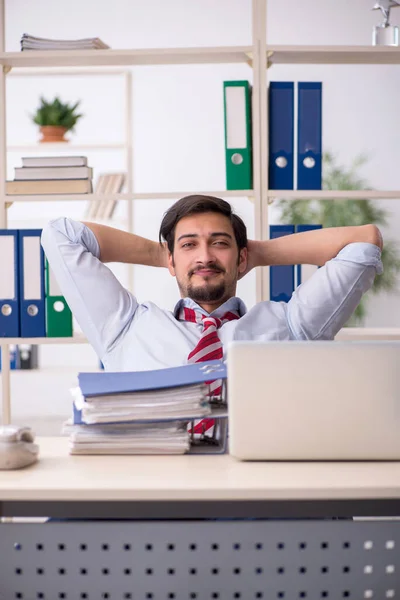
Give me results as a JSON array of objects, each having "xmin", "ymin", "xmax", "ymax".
[{"xmin": 186, "ymin": 279, "xmax": 227, "ymax": 303}]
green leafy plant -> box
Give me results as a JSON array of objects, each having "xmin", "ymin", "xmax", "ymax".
[
  {"xmin": 32, "ymin": 96, "xmax": 83, "ymax": 131},
  {"xmin": 278, "ymin": 152, "xmax": 400, "ymax": 325}
]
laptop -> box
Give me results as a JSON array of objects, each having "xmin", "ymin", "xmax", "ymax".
[{"xmin": 227, "ymin": 341, "xmax": 400, "ymax": 461}]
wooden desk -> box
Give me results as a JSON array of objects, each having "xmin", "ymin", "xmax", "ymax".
[
  {"xmin": 1, "ymin": 438, "xmax": 400, "ymax": 598},
  {"xmin": 1, "ymin": 437, "xmax": 400, "ymax": 518}
]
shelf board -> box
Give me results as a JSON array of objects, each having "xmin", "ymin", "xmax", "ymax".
[
  {"xmin": 7, "ymin": 143, "xmax": 126, "ymax": 151},
  {"xmin": 0, "ymin": 334, "xmax": 87, "ymax": 345},
  {"xmin": 267, "ymin": 45, "xmax": 400, "ymax": 65},
  {"xmin": 3, "ymin": 46, "xmax": 400, "ymax": 70},
  {"xmin": 3, "ymin": 190, "xmax": 254, "ymax": 203},
  {"xmin": 0, "ymin": 46, "xmax": 252, "ymax": 69},
  {"xmin": 268, "ymin": 190, "xmax": 400, "ymax": 200}
]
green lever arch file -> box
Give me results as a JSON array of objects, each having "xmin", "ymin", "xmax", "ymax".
[
  {"xmin": 45, "ymin": 259, "xmax": 73, "ymax": 337},
  {"xmin": 223, "ymin": 80, "xmax": 252, "ymax": 190}
]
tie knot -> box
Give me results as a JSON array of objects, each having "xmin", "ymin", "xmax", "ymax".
[
  {"xmin": 202, "ymin": 316, "xmax": 222, "ymax": 329},
  {"xmin": 178, "ymin": 307, "xmax": 240, "ymax": 327}
]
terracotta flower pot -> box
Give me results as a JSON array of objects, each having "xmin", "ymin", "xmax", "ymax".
[{"xmin": 39, "ymin": 125, "xmax": 68, "ymax": 143}]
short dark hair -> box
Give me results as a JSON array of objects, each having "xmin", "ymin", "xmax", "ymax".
[{"xmin": 159, "ymin": 195, "xmax": 248, "ymax": 253}]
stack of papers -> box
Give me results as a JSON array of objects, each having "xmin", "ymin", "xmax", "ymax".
[
  {"xmin": 67, "ymin": 362, "xmax": 228, "ymax": 455},
  {"xmin": 21, "ymin": 34, "xmax": 110, "ymax": 51},
  {"xmin": 64, "ymin": 421, "xmax": 190, "ymax": 455},
  {"xmin": 72, "ymin": 383, "xmax": 211, "ymax": 425}
]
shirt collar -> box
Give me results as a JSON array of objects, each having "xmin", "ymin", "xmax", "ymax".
[{"xmin": 173, "ymin": 296, "xmax": 247, "ymax": 319}]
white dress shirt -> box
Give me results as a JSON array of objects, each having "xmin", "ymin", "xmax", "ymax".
[{"xmin": 41, "ymin": 218, "xmax": 383, "ymax": 372}]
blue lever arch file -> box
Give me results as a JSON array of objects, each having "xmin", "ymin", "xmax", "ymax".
[
  {"xmin": 18, "ymin": 229, "xmax": 46, "ymax": 338},
  {"xmin": 295, "ymin": 224, "xmax": 323, "ymax": 286},
  {"xmin": 78, "ymin": 361, "xmax": 227, "ymax": 399},
  {"xmin": 268, "ymin": 82, "xmax": 294, "ymax": 190},
  {"xmin": 0, "ymin": 230, "xmax": 20, "ymax": 337},
  {"xmin": 297, "ymin": 82, "xmax": 322, "ymax": 190},
  {"xmin": 269, "ymin": 225, "xmax": 295, "ymax": 303}
]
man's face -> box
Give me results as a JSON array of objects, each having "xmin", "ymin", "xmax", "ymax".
[{"xmin": 167, "ymin": 212, "xmax": 247, "ymax": 310}]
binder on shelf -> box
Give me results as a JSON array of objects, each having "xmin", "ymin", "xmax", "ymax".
[
  {"xmin": 295, "ymin": 224, "xmax": 323, "ymax": 286},
  {"xmin": 18, "ymin": 344, "xmax": 39, "ymax": 369},
  {"xmin": 45, "ymin": 258, "xmax": 73, "ymax": 337},
  {"xmin": 269, "ymin": 225, "xmax": 295, "ymax": 303},
  {"xmin": 297, "ymin": 82, "xmax": 322, "ymax": 190},
  {"xmin": 268, "ymin": 81, "xmax": 294, "ymax": 190},
  {"xmin": 18, "ymin": 229, "xmax": 46, "ymax": 338},
  {"xmin": 0, "ymin": 345, "xmax": 20, "ymax": 371},
  {"xmin": 223, "ymin": 80, "xmax": 252, "ymax": 190},
  {"xmin": 0, "ymin": 230, "xmax": 20, "ymax": 337}
]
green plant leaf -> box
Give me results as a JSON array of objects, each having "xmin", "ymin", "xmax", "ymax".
[
  {"xmin": 31, "ymin": 96, "xmax": 84, "ymax": 130},
  {"xmin": 277, "ymin": 152, "xmax": 400, "ymax": 325}
]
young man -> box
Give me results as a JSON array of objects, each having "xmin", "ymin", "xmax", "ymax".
[{"xmin": 42, "ymin": 195, "xmax": 383, "ymax": 372}]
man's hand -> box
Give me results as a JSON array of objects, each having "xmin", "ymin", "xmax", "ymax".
[{"xmin": 238, "ymin": 240, "xmax": 262, "ymax": 279}]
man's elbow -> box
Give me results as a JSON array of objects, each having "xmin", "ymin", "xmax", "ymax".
[{"xmin": 362, "ymin": 224, "xmax": 383, "ymax": 251}]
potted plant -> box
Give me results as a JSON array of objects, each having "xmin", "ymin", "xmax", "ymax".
[{"xmin": 32, "ymin": 96, "xmax": 83, "ymax": 143}]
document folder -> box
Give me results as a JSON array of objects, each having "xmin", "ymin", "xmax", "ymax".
[
  {"xmin": 295, "ymin": 224, "xmax": 322, "ymax": 286},
  {"xmin": 297, "ymin": 82, "xmax": 322, "ymax": 190},
  {"xmin": 78, "ymin": 361, "xmax": 227, "ymax": 399},
  {"xmin": 72, "ymin": 361, "xmax": 228, "ymax": 454},
  {"xmin": 0, "ymin": 230, "xmax": 20, "ymax": 337},
  {"xmin": 45, "ymin": 258, "xmax": 73, "ymax": 337},
  {"xmin": 223, "ymin": 80, "xmax": 252, "ymax": 190},
  {"xmin": 18, "ymin": 229, "xmax": 46, "ymax": 338},
  {"xmin": 269, "ymin": 225, "xmax": 295, "ymax": 303},
  {"xmin": 268, "ymin": 82, "xmax": 294, "ymax": 190}
]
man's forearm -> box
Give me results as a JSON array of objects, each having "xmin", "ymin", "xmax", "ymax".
[
  {"xmin": 253, "ymin": 224, "xmax": 383, "ymax": 267},
  {"xmin": 83, "ymin": 222, "xmax": 167, "ymax": 267}
]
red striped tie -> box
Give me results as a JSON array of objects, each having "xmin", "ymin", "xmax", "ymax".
[{"xmin": 179, "ymin": 306, "xmax": 240, "ymax": 434}]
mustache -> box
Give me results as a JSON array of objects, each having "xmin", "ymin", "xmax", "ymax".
[{"xmin": 189, "ymin": 263, "xmax": 225, "ymax": 277}]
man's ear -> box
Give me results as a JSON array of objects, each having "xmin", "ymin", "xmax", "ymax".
[
  {"xmin": 238, "ymin": 247, "xmax": 248, "ymax": 275},
  {"xmin": 167, "ymin": 252, "xmax": 176, "ymax": 277}
]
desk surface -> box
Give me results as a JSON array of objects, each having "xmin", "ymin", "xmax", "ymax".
[{"xmin": 1, "ymin": 437, "xmax": 400, "ymax": 503}]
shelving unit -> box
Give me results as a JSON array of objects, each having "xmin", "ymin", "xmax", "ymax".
[
  {"xmin": 1, "ymin": 0, "xmax": 399, "ymax": 425},
  {"xmin": 6, "ymin": 66, "xmax": 134, "ymax": 245}
]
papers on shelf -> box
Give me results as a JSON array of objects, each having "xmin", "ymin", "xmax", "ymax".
[{"xmin": 21, "ymin": 34, "xmax": 110, "ymax": 51}]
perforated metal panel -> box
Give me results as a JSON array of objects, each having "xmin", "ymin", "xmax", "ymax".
[{"xmin": 0, "ymin": 520, "xmax": 399, "ymax": 599}]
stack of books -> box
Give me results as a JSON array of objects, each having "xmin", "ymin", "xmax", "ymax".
[
  {"xmin": 6, "ymin": 156, "xmax": 93, "ymax": 195},
  {"xmin": 21, "ymin": 34, "xmax": 109, "ymax": 51},
  {"xmin": 64, "ymin": 362, "xmax": 228, "ymax": 455}
]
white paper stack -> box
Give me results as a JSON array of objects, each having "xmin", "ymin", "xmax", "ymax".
[
  {"xmin": 21, "ymin": 34, "xmax": 110, "ymax": 51},
  {"xmin": 63, "ymin": 421, "xmax": 190, "ymax": 455},
  {"xmin": 72, "ymin": 384, "xmax": 212, "ymax": 425}
]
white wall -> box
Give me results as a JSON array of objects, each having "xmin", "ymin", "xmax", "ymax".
[{"xmin": 4, "ymin": 0, "xmax": 400, "ymax": 343}]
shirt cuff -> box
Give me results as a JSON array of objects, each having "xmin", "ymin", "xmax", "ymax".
[{"xmin": 333, "ymin": 242, "xmax": 383, "ymax": 275}]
